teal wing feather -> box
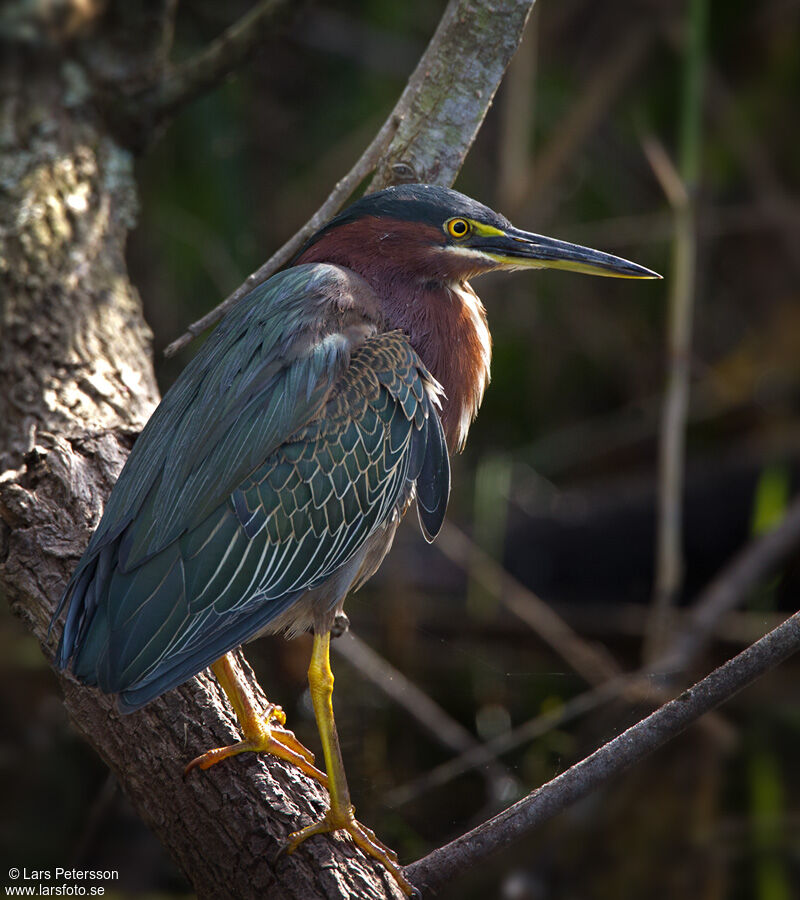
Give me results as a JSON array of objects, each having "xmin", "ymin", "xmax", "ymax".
[
  {"xmin": 53, "ymin": 265, "xmax": 449, "ymax": 711},
  {"xmin": 92, "ymin": 265, "xmax": 359, "ymax": 572}
]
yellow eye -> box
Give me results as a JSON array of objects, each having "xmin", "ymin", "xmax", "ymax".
[{"xmin": 446, "ymin": 218, "xmax": 471, "ymax": 238}]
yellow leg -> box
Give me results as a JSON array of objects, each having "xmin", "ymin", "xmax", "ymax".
[
  {"xmin": 184, "ymin": 652, "xmax": 328, "ymax": 788},
  {"xmin": 285, "ymin": 632, "xmax": 413, "ymax": 896}
]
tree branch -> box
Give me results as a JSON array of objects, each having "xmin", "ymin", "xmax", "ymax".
[
  {"xmin": 653, "ymin": 491, "xmax": 800, "ymax": 677},
  {"xmin": 436, "ymin": 522, "xmax": 621, "ymax": 686},
  {"xmin": 163, "ymin": 111, "xmax": 402, "ymax": 357},
  {"xmin": 5, "ymin": 7, "xmax": 797, "ymax": 890},
  {"xmin": 164, "ymin": 0, "xmax": 537, "ymax": 357},
  {"xmin": 0, "ymin": 50, "xmax": 398, "ymax": 899},
  {"xmin": 385, "ymin": 673, "xmax": 631, "ymax": 810},
  {"xmin": 404, "ymin": 610, "xmax": 800, "ymax": 894},
  {"xmin": 334, "ymin": 631, "xmax": 519, "ymax": 801},
  {"xmin": 122, "ymin": 0, "xmax": 293, "ymax": 131},
  {"xmin": 644, "ymin": 0, "xmax": 708, "ymax": 661},
  {"xmin": 390, "ymin": 485, "xmax": 800, "ymax": 807}
]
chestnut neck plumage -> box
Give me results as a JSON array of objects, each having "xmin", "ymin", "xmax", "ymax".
[{"xmin": 297, "ymin": 216, "xmax": 492, "ymax": 451}]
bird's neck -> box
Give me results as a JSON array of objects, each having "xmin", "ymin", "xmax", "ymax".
[
  {"xmin": 296, "ymin": 227, "xmax": 491, "ymax": 452},
  {"xmin": 380, "ymin": 277, "xmax": 490, "ymax": 452}
]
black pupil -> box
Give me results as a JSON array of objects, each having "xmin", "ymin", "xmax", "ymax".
[{"xmin": 453, "ymin": 221, "xmax": 466, "ymax": 234}]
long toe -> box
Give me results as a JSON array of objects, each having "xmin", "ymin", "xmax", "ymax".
[
  {"xmin": 184, "ymin": 740, "xmax": 250, "ymax": 776},
  {"xmin": 270, "ymin": 725, "xmax": 317, "ymax": 767},
  {"xmin": 184, "ymin": 725, "xmax": 328, "ymax": 787},
  {"xmin": 286, "ymin": 806, "xmax": 413, "ymax": 895}
]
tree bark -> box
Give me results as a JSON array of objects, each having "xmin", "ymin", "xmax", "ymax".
[{"xmin": 0, "ymin": 2, "xmax": 536, "ymax": 897}]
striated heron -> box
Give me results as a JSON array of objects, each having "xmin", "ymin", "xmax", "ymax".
[{"xmin": 52, "ymin": 184, "xmax": 659, "ymax": 894}]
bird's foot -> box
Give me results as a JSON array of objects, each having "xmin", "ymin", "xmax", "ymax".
[
  {"xmin": 286, "ymin": 803, "xmax": 414, "ymax": 895},
  {"xmin": 184, "ymin": 702, "xmax": 328, "ymax": 787}
]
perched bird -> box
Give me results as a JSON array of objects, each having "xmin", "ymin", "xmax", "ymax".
[{"xmin": 52, "ymin": 184, "xmax": 659, "ymax": 893}]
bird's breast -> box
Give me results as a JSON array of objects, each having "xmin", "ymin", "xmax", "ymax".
[{"xmin": 405, "ymin": 280, "xmax": 491, "ymax": 452}]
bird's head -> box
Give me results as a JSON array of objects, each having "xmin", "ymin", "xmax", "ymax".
[
  {"xmin": 297, "ymin": 183, "xmax": 661, "ymax": 285},
  {"xmin": 296, "ymin": 184, "xmax": 660, "ymax": 452}
]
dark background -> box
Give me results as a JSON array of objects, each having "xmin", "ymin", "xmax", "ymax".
[{"xmin": 3, "ymin": 1, "xmax": 800, "ymax": 897}]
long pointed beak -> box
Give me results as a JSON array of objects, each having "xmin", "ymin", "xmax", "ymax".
[{"xmin": 477, "ymin": 226, "xmax": 661, "ymax": 279}]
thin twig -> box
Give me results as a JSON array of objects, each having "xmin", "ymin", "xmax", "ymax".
[
  {"xmin": 405, "ymin": 611, "xmax": 800, "ymax": 894},
  {"xmin": 126, "ymin": 0, "xmax": 292, "ymax": 128},
  {"xmin": 437, "ymin": 522, "xmax": 621, "ymax": 686},
  {"xmin": 163, "ymin": 112, "xmax": 401, "ymax": 357},
  {"xmin": 151, "ymin": 0, "xmax": 179, "ymax": 73},
  {"xmin": 654, "ymin": 491, "xmax": 800, "ymax": 677},
  {"xmin": 645, "ymin": 0, "xmax": 708, "ymax": 661},
  {"xmin": 393, "ymin": 489, "xmax": 800, "ymax": 802},
  {"xmin": 385, "ymin": 673, "xmax": 632, "ymax": 808},
  {"xmin": 334, "ymin": 631, "xmax": 518, "ymax": 799},
  {"xmin": 644, "ymin": 134, "xmax": 694, "ymax": 659},
  {"xmin": 641, "ymin": 135, "xmax": 689, "ymax": 210},
  {"xmin": 521, "ymin": 24, "xmax": 653, "ymax": 222}
]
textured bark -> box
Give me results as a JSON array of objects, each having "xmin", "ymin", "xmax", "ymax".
[
  {"xmin": 0, "ymin": 2, "xmax": 536, "ymax": 897},
  {"xmin": 369, "ymin": 0, "xmax": 535, "ymax": 190}
]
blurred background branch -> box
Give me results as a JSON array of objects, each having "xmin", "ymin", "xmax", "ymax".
[
  {"xmin": 121, "ymin": 0, "xmax": 292, "ymax": 132},
  {"xmin": 407, "ymin": 610, "xmax": 800, "ymax": 894},
  {"xmin": 165, "ymin": 0, "xmax": 536, "ymax": 358},
  {"xmin": 388, "ymin": 482, "xmax": 800, "ymax": 811},
  {"xmin": 646, "ymin": 0, "xmax": 709, "ymax": 662}
]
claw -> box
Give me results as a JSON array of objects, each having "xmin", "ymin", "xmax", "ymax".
[
  {"xmin": 286, "ymin": 804, "xmax": 413, "ymax": 895},
  {"xmin": 184, "ymin": 703, "xmax": 328, "ymax": 787}
]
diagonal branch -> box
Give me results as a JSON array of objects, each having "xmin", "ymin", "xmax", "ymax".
[
  {"xmin": 436, "ymin": 522, "xmax": 621, "ymax": 686},
  {"xmin": 164, "ymin": 0, "xmax": 537, "ymax": 357},
  {"xmin": 520, "ymin": 22, "xmax": 654, "ymax": 224},
  {"xmin": 163, "ymin": 111, "xmax": 402, "ymax": 357},
  {"xmin": 653, "ymin": 491, "xmax": 800, "ymax": 677},
  {"xmin": 385, "ymin": 673, "xmax": 632, "ymax": 809},
  {"xmin": 404, "ymin": 610, "xmax": 800, "ymax": 894},
  {"xmin": 334, "ymin": 631, "xmax": 519, "ymax": 801},
  {"xmin": 391, "ymin": 487, "xmax": 800, "ymax": 806}
]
